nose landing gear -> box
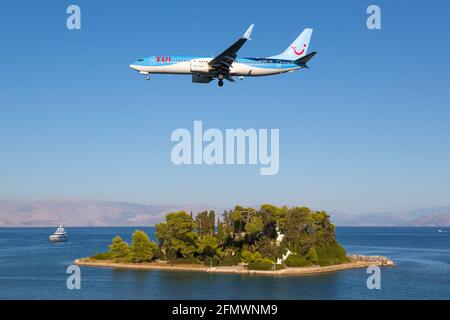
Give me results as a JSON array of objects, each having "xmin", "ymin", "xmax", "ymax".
[
  {"xmin": 218, "ymin": 79, "xmax": 224, "ymax": 87},
  {"xmin": 146, "ymin": 76, "xmax": 150, "ymax": 80}
]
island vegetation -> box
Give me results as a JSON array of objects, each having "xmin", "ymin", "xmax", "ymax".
[{"xmin": 89, "ymin": 205, "xmax": 350, "ymax": 271}]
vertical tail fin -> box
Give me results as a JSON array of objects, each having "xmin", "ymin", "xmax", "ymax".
[{"xmin": 269, "ymin": 28, "xmax": 313, "ymax": 61}]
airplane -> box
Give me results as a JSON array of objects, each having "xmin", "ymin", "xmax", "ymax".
[{"xmin": 129, "ymin": 24, "xmax": 317, "ymax": 87}]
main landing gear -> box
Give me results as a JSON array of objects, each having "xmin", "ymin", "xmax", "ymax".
[{"xmin": 218, "ymin": 79, "xmax": 224, "ymax": 87}]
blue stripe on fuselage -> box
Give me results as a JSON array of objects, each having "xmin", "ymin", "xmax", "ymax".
[{"xmin": 237, "ymin": 57, "xmax": 297, "ymax": 69}]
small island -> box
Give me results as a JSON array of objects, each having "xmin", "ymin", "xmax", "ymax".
[{"xmin": 76, "ymin": 205, "xmax": 394, "ymax": 275}]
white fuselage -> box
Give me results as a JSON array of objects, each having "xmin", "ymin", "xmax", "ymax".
[{"xmin": 129, "ymin": 56, "xmax": 302, "ymax": 78}]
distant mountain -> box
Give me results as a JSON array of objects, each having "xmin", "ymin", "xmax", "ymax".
[
  {"xmin": 0, "ymin": 199, "xmax": 222, "ymax": 227},
  {"xmin": 0, "ymin": 199, "xmax": 449, "ymax": 227},
  {"xmin": 329, "ymin": 207, "xmax": 450, "ymax": 226}
]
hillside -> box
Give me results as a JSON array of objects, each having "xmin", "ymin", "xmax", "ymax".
[
  {"xmin": 0, "ymin": 199, "xmax": 449, "ymax": 227},
  {"xmin": 329, "ymin": 207, "xmax": 450, "ymax": 226},
  {"xmin": 0, "ymin": 199, "xmax": 220, "ymax": 227}
]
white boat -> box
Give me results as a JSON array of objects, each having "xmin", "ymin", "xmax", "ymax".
[{"xmin": 49, "ymin": 224, "xmax": 68, "ymax": 242}]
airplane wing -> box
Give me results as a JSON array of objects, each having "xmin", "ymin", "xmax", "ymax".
[{"xmin": 209, "ymin": 24, "xmax": 254, "ymax": 75}]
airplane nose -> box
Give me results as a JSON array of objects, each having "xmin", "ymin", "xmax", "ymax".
[{"xmin": 129, "ymin": 64, "xmax": 138, "ymax": 70}]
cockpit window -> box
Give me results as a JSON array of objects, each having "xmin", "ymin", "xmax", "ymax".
[{"xmin": 138, "ymin": 58, "xmax": 144, "ymax": 62}]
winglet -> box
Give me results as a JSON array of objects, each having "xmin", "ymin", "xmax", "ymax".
[{"xmin": 243, "ymin": 24, "xmax": 254, "ymax": 40}]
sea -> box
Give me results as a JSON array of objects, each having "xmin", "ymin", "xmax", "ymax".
[{"xmin": 0, "ymin": 227, "xmax": 449, "ymax": 300}]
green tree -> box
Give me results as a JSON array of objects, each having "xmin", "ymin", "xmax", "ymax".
[
  {"xmin": 311, "ymin": 211, "xmax": 336, "ymax": 243},
  {"xmin": 155, "ymin": 211, "xmax": 198, "ymax": 259},
  {"xmin": 222, "ymin": 211, "xmax": 234, "ymax": 238},
  {"xmin": 208, "ymin": 210, "xmax": 216, "ymax": 236},
  {"xmin": 197, "ymin": 235, "xmax": 219, "ymax": 258},
  {"xmin": 129, "ymin": 230, "xmax": 158, "ymax": 263},
  {"xmin": 154, "ymin": 222, "xmax": 169, "ymax": 260},
  {"xmin": 259, "ymin": 204, "xmax": 284, "ymax": 239},
  {"xmin": 195, "ymin": 210, "xmax": 216, "ymax": 236},
  {"xmin": 217, "ymin": 217, "xmax": 225, "ymax": 243},
  {"xmin": 230, "ymin": 207, "xmax": 245, "ymax": 235},
  {"xmin": 282, "ymin": 206, "xmax": 311, "ymax": 253},
  {"xmin": 306, "ymin": 246, "xmax": 319, "ymax": 264},
  {"xmin": 241, "ymin": 250, "xmax": 263, "ymax": 263},
  {"xmin": 285, "ymin": 253, "xmax": 311, "ymax": 267},
  {"xmin": 108, "ymin": 236, "xmax": 130, "ymax": 262},
  {"xmin": 245, "ymin": 215, "xmax": 263, "ymax": 238},
  {"xmin": 255, "ymin": 236, "xmax": 280, "ymax": 261}
]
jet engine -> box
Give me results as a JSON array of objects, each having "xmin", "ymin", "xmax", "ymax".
[{"xmin": 192, "ymin": 74, "xmax": 212, "ymax": 83}]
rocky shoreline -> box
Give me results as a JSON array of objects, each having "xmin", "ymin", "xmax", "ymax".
[
  {"xmin": 348, "ymin": 254, "xmax": 395, "ymax": 266},
  {"xmin": 75, "ymin": 254, "xmax": 394, "ymax": 276}
]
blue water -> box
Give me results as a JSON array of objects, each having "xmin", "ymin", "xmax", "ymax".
[{"xmin": 0, "ymin": 227, "xmax": 449, "ymax": 299}]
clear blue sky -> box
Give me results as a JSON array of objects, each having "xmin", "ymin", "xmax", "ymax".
[{"xmin": 0, "ymin": 0, "xmax": 449, "ymax": 214}]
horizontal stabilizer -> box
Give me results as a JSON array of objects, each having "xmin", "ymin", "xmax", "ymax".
[{"xmin": 294, "ymin": 51, "xmax": 317, "ymax": 67}]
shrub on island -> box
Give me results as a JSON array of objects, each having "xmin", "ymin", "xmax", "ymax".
[
  {"xmin": 129, "ymin": 230, "xmax": 158, "ymax": 263},
  {"xmin": 316, "ymin": 241, "xmax": 349, "ymax": 266},
  {"xmin": 109, "ymin": 236, "xmax": 130, "ymax": 262},
  {"xmin": 285, "ymin": 254, "xmax": 311, "ymax": 267},
  {"xmin": 218, "ymin": 255, "xmax": 242, "ymax": 266},
  {"xmin": 92, "ymin": 230, "xmax": 159, "ymax": 263},
  {"xmin": 168, "ymin": 257, "xmax": 203, "ymax": 265},
  {"xmin": 91, "ymin": 252, "xmax": 113, "ymax": 261},
  {"xmin": 248, "ymin": 258, "xmax": 284, "ymax": 271},
  {"xmin": 203, "ymin": 256, "xmax": 222, "ymax": 267},
  {"xmin": 241, "ymin": 250, "xmax": 264, "ymax": 264},
  {"xmin": 306, "ymin": 247, "xmax": 319, "ymax": 264}
]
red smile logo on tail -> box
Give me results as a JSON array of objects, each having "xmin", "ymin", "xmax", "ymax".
[{"xmin": 292, "ymin": 43, "xmax": 307, "ymax": 56}]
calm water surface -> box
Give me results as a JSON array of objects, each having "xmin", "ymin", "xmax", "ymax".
[{"xmin": 0, "ymin": 227, "xmax": 449, "ymax": 299}]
